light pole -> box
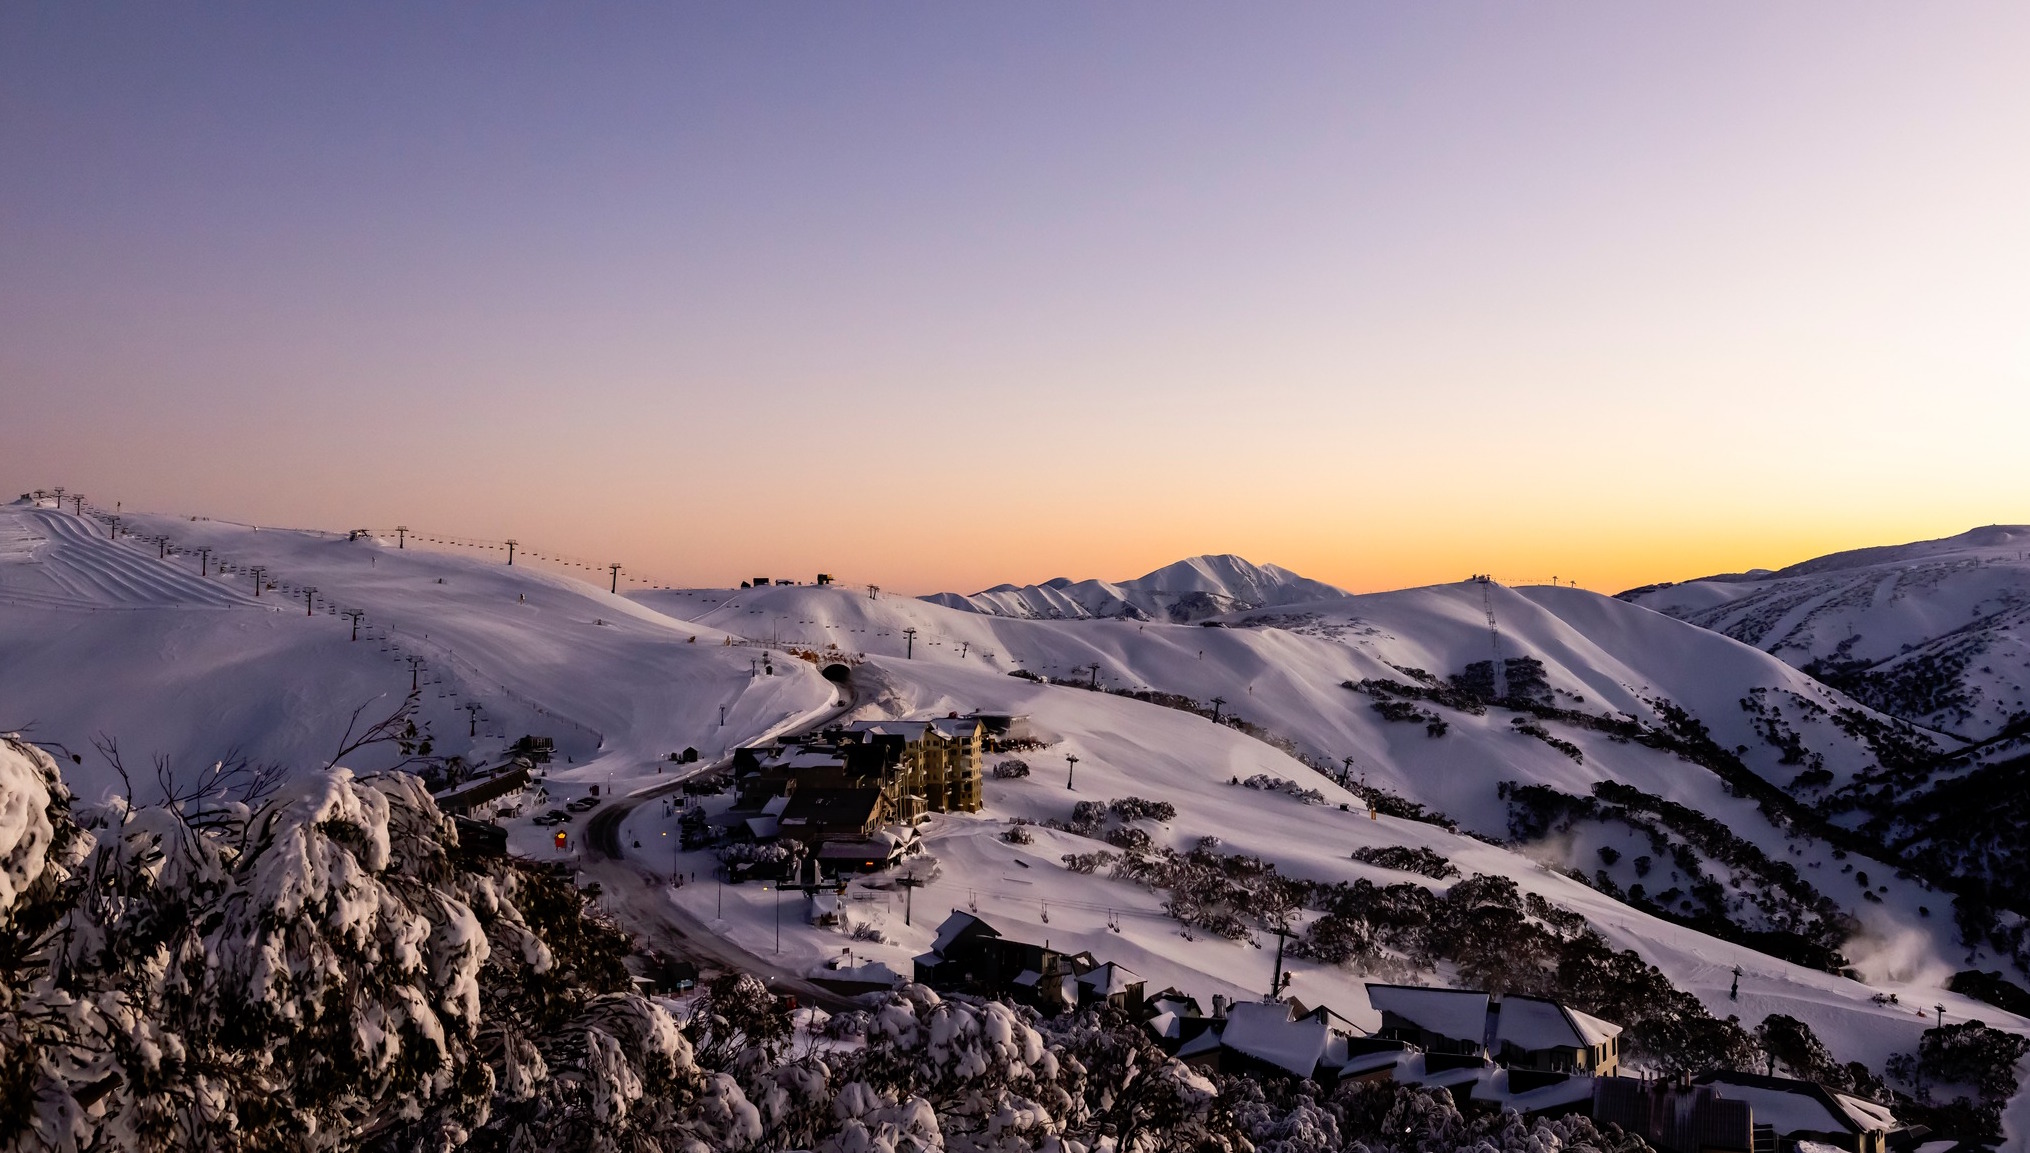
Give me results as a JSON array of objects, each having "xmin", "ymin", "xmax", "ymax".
[{"xmin": 1066, "ymin": 754, "xmax": 1079, "ymax": 791}]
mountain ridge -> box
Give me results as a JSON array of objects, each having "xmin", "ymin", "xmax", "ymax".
[{"xmin": 924, "ymin": 552, "xmax": 1350, "ymax": 622}]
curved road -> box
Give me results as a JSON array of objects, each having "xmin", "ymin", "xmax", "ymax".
[{"xmin": 580, "ymin": 672, "xmax": 864, "ymax": 1010}]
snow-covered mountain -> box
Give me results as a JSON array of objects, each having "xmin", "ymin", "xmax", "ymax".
[
  {"xmin": 1622, "ymin": 525, "xmax": 2030, "ymax": 744},
  {"xmin": 924, "ymin": 553, "xmax": 1350, "ymax": 622},
  {"xmin": 7, "ymin": 495, "xmax": 2028, "ymax": 1142}
]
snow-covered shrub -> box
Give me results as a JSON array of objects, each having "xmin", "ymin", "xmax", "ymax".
[
  {"xmin": 1107, "ymin": 796, "xmax": 1176, "ymax": 824},
  {"xmin": 1241, "ymin": 775, "xmax": 1326, "ymax": 805},
  {"xmin": 1061, "ymin": 851, "xmax": 1117, "ymax": 875},
  {"xmin": 992, "ymin": 759, "xmax": 1031, "ymax": 779},
  {"xmin": 1349, "ymin": 844, "xmax": 1459, "ymax": 880},
  {"xmin": 1001, "ymin": 824, "xmax": 1035, "ymax": 846}
]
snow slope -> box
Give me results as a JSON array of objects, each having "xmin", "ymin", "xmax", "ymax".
[
  {"xmin": 617, "ymin": 597, "xmax": 2018, "ymax": 1104},
  {"xmin": 924, "ymin": 553, "xmax": 1349, "ymax": 622},
  {"xmin": 1624, "ymin": 526, "xmax": 2030, "ymax": 742},
  {"xmin": 0, "ymin": 501, "xmax": 834, "ymax": 804},
  {"xmin": 635, "ymin": 580, "xmax": 1981, "ymax": 990},
  {"xmin": 6, "ymin": 498, "xmax": 2021, "ymax": 1135}
]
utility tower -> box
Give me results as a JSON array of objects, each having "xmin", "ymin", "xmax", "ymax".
[
  {"xmin": 902, "ymin": 628, "xmax": 917, "ymax": 658},
  {"xmin": 396, "ymin": 526, "xmax": 408, "ymax": 549},
  {"xmin": 344, "ymin": 610, "xmax": 365, "ymax": 640},
  {"xmin": 609, "ymin": 564, "xmax": 622, "ymax": 593},
  {"xmin": 1478, "ymin": 577, "xmax": 1507, "ymax": 700},
  {"xmin": 505, "ymin": 539, "xmax": 516, "ymax": 565},
  {"xmin": 895, "ymin": 873, "xmax": 925, "ymax": 926},
  {"xmin": 1268, "ymin": 925, "xmax": 1296, "ymax": 1000}
]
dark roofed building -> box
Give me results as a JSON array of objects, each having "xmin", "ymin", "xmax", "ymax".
[
  {"xmin": 432, "ymin": 764, "xmax": 532, "ymax": 818},
  {"xmin": 1693, "ymin": 1071, "xmax": 1909, "ymax": 1153},
  {"xmin": 778, "ymin": 787, "xmax": 885, "ymax": 844}
]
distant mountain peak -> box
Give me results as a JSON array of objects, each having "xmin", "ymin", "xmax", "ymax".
[{"xmin": 923, "ymin": 554, "xmax": 1348, "ymax": 622}]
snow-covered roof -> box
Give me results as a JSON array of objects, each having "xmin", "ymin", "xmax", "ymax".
[
  {"xmin": 1365, "ymin": 984, "xmax": 1488, "ymax": 1045},
  {"xmin": 1076, "ymin": 962, "xmax": 1143, "ymax": 997},
  {"xmin": 1470, "ymin": 1069, "xmax": 1596, "ymax": 1112},
  {"xmin": 762, "ymin": 793, "xmax": 791, "ymax": 816},
  {"xmin": 820, "ymin": 960, "xmax": 901, "ymax": 986},
  {"xmin": 1698, "ymin": 1073, "xmax": 1895, "ymax": 1137},
  {"xmin": 1219, "ymin": 1001, "xmax": 1330, "ymax": 1079},
  {"xmin": 744, "ymin": 816, "xmax": 780, "ymax": 839},
  {"xmin": 1147, "ymin": 1010, "xmax": 1181, "ymax": 1039},
  {"xmin": 1176, "ymin": 1028, "xmax": 1223, "ymax": 1061},
  {"xmin": 930, "ymin": 911, "xmax": 997, "ymax": 954},
  {"xmin": 1338, "ymin": 1048, "xmax": 1408, "ymax": 1078},
  {"xmin": 1493, "ymin": 996, "xmax": 1621, "ymax": 1052},
  {"xmin": 930, "ymin": 716, "xmax": 980, "ymax": 738},
  {"xmin": 847, "ymin": 720, "xmax": 930, "ymax": 741}
]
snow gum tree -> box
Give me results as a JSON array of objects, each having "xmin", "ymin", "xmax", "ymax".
[{"xmin": 0, "ymin": 732, "xmax": 758, "ymax": 1153}]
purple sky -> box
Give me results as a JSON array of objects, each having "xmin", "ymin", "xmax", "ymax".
[{"xmin": 5, "ymin": 5, "xmax": 2026, "ymax": 593}]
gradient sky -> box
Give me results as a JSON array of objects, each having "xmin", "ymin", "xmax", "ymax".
[{"xmin": 4, "ymin": 4, "xmax": 2026, "ymax": 595}]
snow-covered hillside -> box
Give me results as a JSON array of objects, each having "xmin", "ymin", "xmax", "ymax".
[
  {"xmin": 924, "ymin": 553, "xmax": 1349, "ymax": 622},
  {"xmin": 1624, "ymin": 525, "xmax": 2030, "ymax": 744},
  {"xmin": 7, "ymin": 496, "xmax": 2026, "ymax": 1142},
  {"xmin": 630, "ymin": 574, "xmax": 2030, "ymax": 1113},
  {"xmin": 0, "ymin": 499, "xmax": 834, "ymax": 803}
]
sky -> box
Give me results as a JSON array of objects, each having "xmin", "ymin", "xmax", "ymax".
[{"xmin": 3, "ymin": 4, "xmax": 2027, "ymax": 596}]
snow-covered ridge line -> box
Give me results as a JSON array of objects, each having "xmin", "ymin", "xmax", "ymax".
[{"xmin": 925, "ymin": 553, "xmax": 1350, "ymax": 622}]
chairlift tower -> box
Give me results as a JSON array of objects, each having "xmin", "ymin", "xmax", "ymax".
[{"xmin": 1478, "ymin": 576, "xmax": 1507, "ymax": 700}]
